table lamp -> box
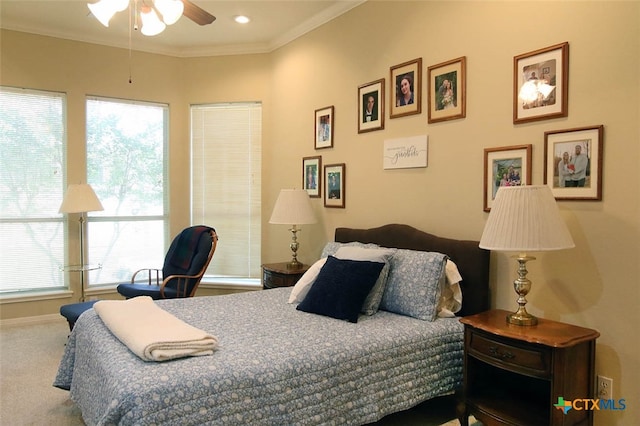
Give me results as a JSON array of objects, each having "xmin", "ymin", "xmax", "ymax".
[
  {"xmin": 479, "ymin": 185, "xmax": 574, "ymax": 326},
  {"xmin": 59, "ymin": 183, "xmax": 104, "ymax": 301},
  {"xmin": 269, "ymin": 189, "xmax": 317, "ymax": 268}
]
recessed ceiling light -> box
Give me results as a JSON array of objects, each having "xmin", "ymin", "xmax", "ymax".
[{"xmin": 234, "ymin": 15, "xmax": 250, "ymax": 24}]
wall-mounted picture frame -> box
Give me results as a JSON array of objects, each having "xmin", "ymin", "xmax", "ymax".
[
  {"xmin": 358, "ymin": 78, "xmax": 385, "ymax": 133},
  {"xmin": 383, "ymin": 135, "xmax": 428, "ymax": 170},
  {"xmin": 302, "ymin": 155, "xmax": 322, "ymax": 198},
  {"xmin": 544, "ymin": 125, "xmax": 604, "ymax": 201},
  {"xmin": 484, "ymin": 144, "xmax": 532, "ymax": 212},
  {"xmin": 513, "ymin": 42, "xmax": 569, "ymax": 124},
  {"xmin": 427, "ymin": 56, "xmax": 466, "ymax": 123},
  {"xmin": 390, "ymin": 58, "xmax": 422, "ymax": 119},
  {"xmin": 324, "ymin": 163, "xmax": 345, "ymax": 208},
  {"xmin": 314, "ymin": 106, "xmax": 334, "ymax": 149}
]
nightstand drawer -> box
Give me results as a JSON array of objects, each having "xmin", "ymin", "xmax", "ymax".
[
  {"xmin": 263, "ymin": 270, "xmax": 287, "ymax": 288},
  {"xmin": 261, "ymin": 263, "xmax": 309, "ymax": 289},
  {"xmin": 468, "ymin": 330, "xmax": 551, "ymax": 377}
]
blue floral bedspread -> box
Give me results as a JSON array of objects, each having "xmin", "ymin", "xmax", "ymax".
[{"xmin": 54, "ymin": 288, "xmax": 464, "ymax": 425}]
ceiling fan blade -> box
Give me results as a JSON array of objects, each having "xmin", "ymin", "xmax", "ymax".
[{"xmin": 181, "ymin": 0, "xmax": 216, "ymax": 26}]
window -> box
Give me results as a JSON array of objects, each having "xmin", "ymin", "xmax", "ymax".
[
  {"xmin": 86, "ymin": 97, "xmax": 169, "ymax": 287},
  {"xmin": 191, "ymin": 103, "xmax": 262, "ymax": 282},
  {"xmin": 0, "ymin": 87, "xmax": 66, "ymax": 294}
]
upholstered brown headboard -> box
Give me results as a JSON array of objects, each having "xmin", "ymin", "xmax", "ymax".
[{"xmin": 335, "ymin": 224, "xmax": 490, "ymax": 317}]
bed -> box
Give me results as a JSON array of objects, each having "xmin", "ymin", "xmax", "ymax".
[{"xmin": 54, "ymin": 224, "xmax": 489, "ymax": 425}]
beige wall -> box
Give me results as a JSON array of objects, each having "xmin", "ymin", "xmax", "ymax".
[
  {"xmin": 265, "ymin": 3, "xmax": 639, "ymax": 424},
  {"xmin": 1, "ymin": 1, "xmax": 638, "ymax": 424},
  {"xmin": 264, "ymin": 3, "xmax": 639, "ymax": 425}
]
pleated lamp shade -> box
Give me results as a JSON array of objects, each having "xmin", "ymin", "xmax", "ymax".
[
  {"xmin": 269, "ymin": 189, "xmax": 317, "ymax": 225},
  {"xmin": 479, "ymin": 185, "xmax": 574, "ymax": 252}
]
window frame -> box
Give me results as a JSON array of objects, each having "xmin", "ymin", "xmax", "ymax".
[
  {"xmin": 190, "ymin": 102, "xmax": 262, "ymax": 286},
  {"xmin": 85, "ymin": 96, "xmax": 170, "ymax": 289},
  {"xmin": 0, "ymin": 86, "xmax": 67, "ymax": 299}
]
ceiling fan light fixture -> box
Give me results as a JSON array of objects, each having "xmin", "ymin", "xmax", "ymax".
[
  {"xmin": 140, "ymin": 5, "xmax": 166, "ymax": 36},
  {"xmin": 87, "ymin": 0, "xmax": 120, "ymax": 27},
  {"xmin": 154, "ymin": 0, "xmax": 184, "ymax": 25},
  {"xmin": 112, "ymin": 0, "xmax": 130, "ymax": 12},
  {"xmin": 234, "ymin": 15, "xmax": 250, "ymax": 24},
  {"xmin": 88, "ymin": 0, "xmax": 215, "ymax": 34}
]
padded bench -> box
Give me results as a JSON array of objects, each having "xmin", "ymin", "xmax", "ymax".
[{"xmin": 60, "ymin": 300, "xmax": 98, "ymax": 331}]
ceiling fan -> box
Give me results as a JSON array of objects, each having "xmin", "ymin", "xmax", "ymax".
[
  {"xmin": 88, "ymin": 0, "xmax": 216, "ymax": 36},
  {"xmin": 182, "ymin": 0, "xmax": 216, "ymax": 26}
]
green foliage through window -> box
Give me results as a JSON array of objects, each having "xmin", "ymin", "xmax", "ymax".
[
  {"xmin": 86, "ymin": 97, "xmax": 169, "ymax": 286},
  {"xmin": 0, "ymin": 87, "xmax": 66, "ymax": 293}
]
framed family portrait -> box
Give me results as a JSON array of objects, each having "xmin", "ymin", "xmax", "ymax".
[
  {"xmin": 358, "ymin": 78, "xmax": 385, "ymax": 133},
  {"xmin": 314, "ymin": 106, "xmax": 334, "ymax": 149},
  {"xmin": 514, "ymin": 42, "xmax": 569, "ymax": 124},
  {"xmin": 324, "ymin": 163, "xmax": 345, "ymax": 208},
  {"xmin": 483, "ymin": 144, "xmax": 532, "ymax": 211},
  {"xmin": 390, "ymin": 58, "xmax": 422, "ymax": 119},
  {"xmin": 427, "ymin": 56, "xmax": 466, "ymax": 123},
  {"xmin": 544, "ymin": 125, "xmax": 604, "ymax": 200},
  {"xmin": 302, "ymin": 155, "xmax": 322, "ymax": 198}
]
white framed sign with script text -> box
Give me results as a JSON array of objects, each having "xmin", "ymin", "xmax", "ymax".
[{"xmin": 383, "ymin": 135, "xmax": 428, "ymax": 169}]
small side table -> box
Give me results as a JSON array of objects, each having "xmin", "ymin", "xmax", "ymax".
[
  {"xmin": 60, "ymin": 263, "xmax": 102, "ymax": 302},
  {"xmin": 262, "ymin": 262, "xmax": 309, "ymax": 289},
  {"xmin": 59, "ymin": 263, "xmax": 103, "ymax": 331},
  {"xmin": 457, "ymin": 309, "xmax": 599, "ymax": 426}
]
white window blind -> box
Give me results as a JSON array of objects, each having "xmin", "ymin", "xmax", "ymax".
[
  {"xmin": 0, "ymin": 87, "xmax": 66, "ymax": 294},
  {"xmin": 86, "ymin": 97, "xmax": 169, "ymax": 286},
  {"xmin": 191, "ymin": 102, "xmax": 262, "ymax": 279}
]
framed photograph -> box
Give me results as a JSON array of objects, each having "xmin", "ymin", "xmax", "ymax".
[
  {"xmin": 484, "ymin": 144, "xmax": 532, "ymax": 212},
  {"xmin": 302, "ymin": 156, "xmax": 322, "ymax": 198},
  {"xmin": 314, "ymin": 106, "xmax": 334, "ymax": 149},
  {"xmin": 390, "ymin": 58, "xmax": 422, "ymax": 119},
  {"xmin": 513, "ymin": 42, "xmax": 569, "ymax": 124},
  {"xmin": 358, "ymin": 79, "xmax": 385, "ymax": 133},
  {"xmin": 324, "ymin": 163, "xmax": 345, "ymax": 208},
  {"xmin": 544, "ymin": 125, "xmax": 604, "ymax": 200},
  {"xmin": 427, "ymin": 56, "xmax": 466, "ymax": 123}
]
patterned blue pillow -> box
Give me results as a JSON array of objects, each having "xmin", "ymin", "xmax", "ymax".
[
  {"xmin": 379, "ymin": 250, "xmax": 448, "ymax": 321},
  {"xmin": 296, "ymin": 256, "xmax": 384, "ymax": 323},
  {"xmin": 320, "ymin": 241, "xmax": 382, "ymax": 258}
]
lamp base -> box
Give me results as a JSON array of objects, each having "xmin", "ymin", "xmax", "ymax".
[
  {"xmin": 287, "ymin": 225, "xmax": 302, "ymax": 270},
  {"xmin": 507, "ymin": 308, "xmax": 538, "ymax": 326},
  {"xmin": 507, "ymin": 253, "xmax": 538, "ymax": 326},
  {"xmin": 286, "ymin": 260, "xmax": 303, "ymax": 270}
]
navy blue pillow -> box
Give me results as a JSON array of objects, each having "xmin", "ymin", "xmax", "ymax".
[{"xmin": 296, "ymin": 256, "xmax": 384, "ymax": 323}]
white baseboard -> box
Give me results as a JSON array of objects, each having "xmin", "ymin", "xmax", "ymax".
[{"xmin": 0, "ymin": 313, "xmax": 66, "ymax": 328}]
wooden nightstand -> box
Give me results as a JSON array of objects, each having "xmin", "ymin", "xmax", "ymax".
[
  {"xmin": 457, "ymin": 309, "xmax": 599, "ymax": 426},
  {"xmin": 261, "ymin": 262, "xmax": 309, "ymax": 289}
]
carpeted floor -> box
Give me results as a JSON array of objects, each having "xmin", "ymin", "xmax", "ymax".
[
  {"xmin": 0, "ymin": 318, "xmax": 479, "ymax": 425},
  {"xmin": 0, "ymin": 319, "xmax": 84, "ymax": 425}
]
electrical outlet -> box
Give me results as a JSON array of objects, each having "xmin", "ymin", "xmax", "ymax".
[{"xmin": 597, "ymin": 375, "xmax": 613, "ymax": 400}]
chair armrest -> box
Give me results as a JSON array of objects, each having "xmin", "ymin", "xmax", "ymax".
[
  {"xmin": 159, "ymin": 273, "xmax": 202, "ymax": 298},
  {"xmin": 130, "ymin": 268, "xmax": 162, "ymax": 285}
]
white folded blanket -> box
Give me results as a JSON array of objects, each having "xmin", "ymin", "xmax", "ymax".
[{"xmin": 93, "ymin": 296, "xmax": 218, "ymax": 362}]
